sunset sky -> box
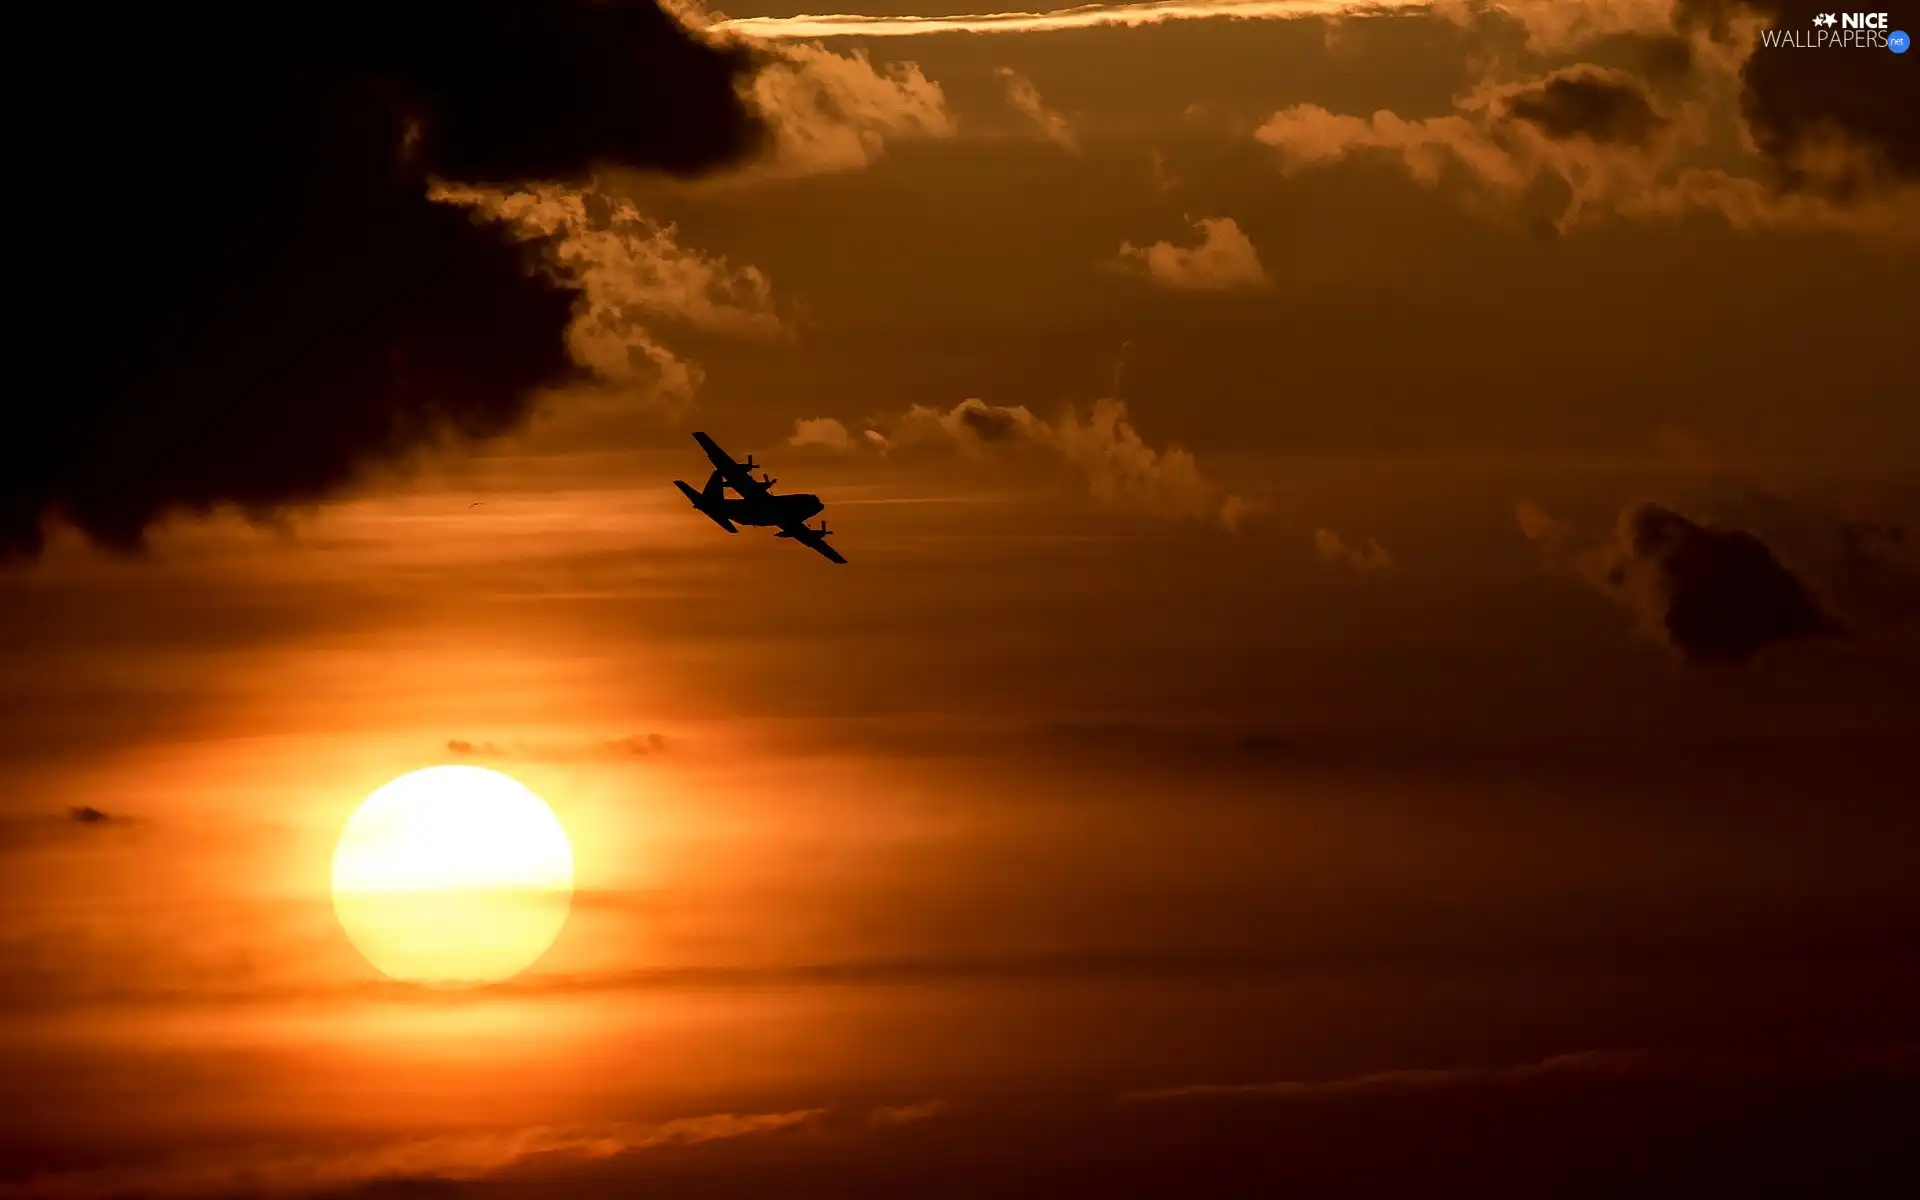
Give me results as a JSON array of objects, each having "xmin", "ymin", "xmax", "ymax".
[{"xmin": 4, "ymin": 2, "xmax": 1917, "ymax": 1196}]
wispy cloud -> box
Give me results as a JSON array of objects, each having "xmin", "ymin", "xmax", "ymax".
[
  {"xmin": 1118, "ymin": 1045, "xmax": 1920, "ymax": 1104},
  {"xmin": 1515, "ymin": 498, "xmax": 1574, "ymax": 549},
  {"xmin": 1313, "ymin": 527, "xmax": 1392, "ymax": 573},
  {"xmin": 714, "ymin": 1, "xmax": 1427, "ymax": 40},
  {"xmin": 791, "ymin": 398, "xmax": 1245, "ymax": 529},
  {"xmin": 445, "ymin": 733, "xmax": 671, "ymax": 762},
  {"xmin": 2, "ymin": 1109, "xmax": 826, "ymax": 1198},
  {"xmin": 868, "ymin": 1098, "xmax": 950, "ymax": 1126},
  {"xmin": 997, "ymin": 67, "xmax": 1079, "ymax": 151}
]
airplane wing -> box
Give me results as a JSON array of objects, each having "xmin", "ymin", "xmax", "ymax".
[
  {"xmin": 780, "ymin": 523, "xmax": 847, "ymax": 564},
  {"xmin": 692, "ymin": 431, "xmax": 766, "ymax": 497}
]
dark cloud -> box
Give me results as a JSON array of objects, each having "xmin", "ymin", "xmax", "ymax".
[
  {"xmin": 1612, "ymin": 502, "xmax": 1844, "ymax": 666},
  {"xmin": 1504, "ymin": 66, "xmax": 1669, "ymax": 146},
  {"xmin": 9, "ymin": 2, "xmax": 764, "ymax": 563},
  {"xmin": 0, "ymin": 807, "xmax": 134, "ymax": 852},
  {"xmin": 1714, "ymin": 490, "xmax": 1920, "ymax": 626},
  {"xmin": 1677, "ymin": 1, "xmax": 1920, "ymax": 191},
  {"xmin": 959, "ymin": 404, "xmax": 1026, "ymax": 443},
  {"xmin": 1622, "ymin": 32, "xmax": 1699, "ymax": 85},
  {"xmin": 1543, "ymin": 501, "xmax": 1843, "ymax": 666},
  {"xmin": 1525, "ymin": 482, "xmax": 1919, "ymax": 664}
]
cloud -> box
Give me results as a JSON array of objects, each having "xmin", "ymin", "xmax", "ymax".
[
  {"xmin": 1313, "ymin": 527, "xmax": 1393, "ymax": 572},
  {"xmin": 712, "ymin": 0, "xmax": 1429, "ymax": 39},
  {"xmin": 844, "ymin": 398, "xmax": 1245, "ymax": 528},
  {"xmin": 1606, "ymin": 502, "xmax": 1845, "ymax": 668},
  {"xmin": 1117, "ymin": 1045, "xmax": 1918, "ymax": 1104},
  {"xmin": 1256, "ymin": 64, "xmax": 1697, "ymax": 234},
  {"xmin": 1515, "ymin": 498, "xmax": 1576, "ymax": 549},
  {"xmin": 997, "ymin": 68, "xmax": 1080, "ymax": 151},
  {"xmin": 1148, "ymin": 150, "xmax": 1180, "ymax": 193},
  {"xmin": 741, "ymin": 44, "xmax": 957, "ymax": 175},
  {"xmin": 1121, "ymin": 1050, "xmax": 1668, "ymax": 1103},
  {"xmin": 1503, "ymin": 67, "xmax": 1671, "ymax": 145},
  {"xmin": 1524, "ymin": 499, "xmax": 1843, "ymax": 666},
  {"xmin": 433, "ymin": 183, "xmax": 783, "ymax": 413},
  {"xmin": 436, "ymin": 188, "xmax": 781, "ymax": 339},
  {"xmin": 11, "ymin": 2, "xmax": 766, "ymax": 564},
  {"xmin": 3, "ymin": 1109, "xmax": 825, "ymax": 1199},
  {"xmin": 1614, "ymin": 167, "xmax": 1920, "ymax": 237},
  {"xmin": 868, "ymin": 1099, "xmax": 950, "ymax": 1126},
  {"xmin": 1430, "ymin": 0, "xmax": 1685, "ymax": 54},
  {"xmin": 0, "ymin": 807, "xmax": 138, "ymax": 853},
  {"xmin": 1118, "ymin": 217, "xmax": 1273, "ymax": 291},
  {"xmin": 789, "ymin": 418, "xmax": 860, "ymax": 453},
  {"xmin": 446, "ymin": 734, "xmax": 671, "ymax": 762},
  {"xmin": 1674, "ymin": 1, "xmax": 1920, "ymax": 194},
  {"xmin": 1260, "ymin": 9, "xmax": 1920, "ymax": 238},
  {"xmin": 14, "ymin": 1042, "xmax": 1903, "ymax": 1198},
  {"xmin": 1710, "ymin": 490, "xmax": 1920, "ymax": 628}
]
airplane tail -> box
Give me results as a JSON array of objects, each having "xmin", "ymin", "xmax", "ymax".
[{"xmin": 674, "ymin": 480, "xmax": 736, "ymax": 533}]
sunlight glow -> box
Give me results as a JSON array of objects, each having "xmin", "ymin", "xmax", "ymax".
[{"xmin": 332, "ymin": 766, "xmax": 575, "ymax": 986}]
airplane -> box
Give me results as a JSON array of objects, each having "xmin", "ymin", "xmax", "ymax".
[{"xmin": 673, "ymin": 432, "xmax": 846, "ymax": 564}]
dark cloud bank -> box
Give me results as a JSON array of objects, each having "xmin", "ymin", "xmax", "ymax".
[
  {"xmin": 1677, "ymin": 0, "xmax": 1920, "ymax": 192},
  {"xmin": 8, "ymin": 2, "xmax": 763, "ymax": 563}
]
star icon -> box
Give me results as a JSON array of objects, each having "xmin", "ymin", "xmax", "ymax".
[{"xmin": 1814, "ymin": 12, "xmax": 1837, "ymax": 26}]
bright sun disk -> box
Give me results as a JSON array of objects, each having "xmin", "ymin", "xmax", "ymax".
[{"xmin": 332, "ymin": 765, "xmax": 574, "ymax": 986}]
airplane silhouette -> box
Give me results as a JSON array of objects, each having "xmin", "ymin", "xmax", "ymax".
[{"xmin": 674, "ymin": 432, "xmax": 846, "ymax": 564}]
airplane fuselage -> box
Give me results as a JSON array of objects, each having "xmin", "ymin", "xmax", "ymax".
[
  {"xmin": 711, "ymin": 492, "xmax": 824, "ymax": 527},
  {"xmin": 676, "ymin": 431, "xmax": 845, "ymax": 562}
]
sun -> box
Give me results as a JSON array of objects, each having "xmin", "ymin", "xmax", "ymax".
[{"xmin": 332, "ymin": 765, "xmax": 575, "ymax": 986}]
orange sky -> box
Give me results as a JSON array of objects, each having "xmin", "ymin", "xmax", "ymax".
[{"xmin": 4, "ymin": 2, "xmax": 1917, "ymax": 1196}]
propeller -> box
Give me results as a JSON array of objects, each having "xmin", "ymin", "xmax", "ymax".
[
  {"xmin": 742, "ymin": 454, "xmax": 760, "ymax": 471},
  {"xmin": 759, "ymin": 473, "xmax": 777, "ymax": 487},
  {"xmin": 814, "ymin": 521, "xmax": 831, "ymax": 536}
]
